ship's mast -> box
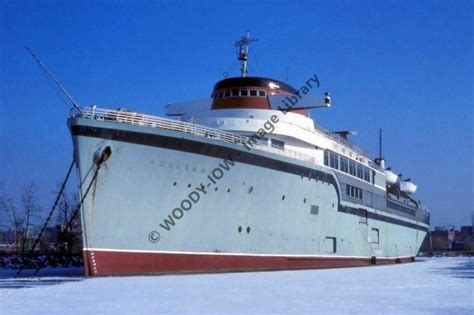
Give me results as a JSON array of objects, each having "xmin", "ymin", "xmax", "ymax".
[
  {"xmin": 379, "ymin": 128, "xmax": 383, "ymax": 160},
  {"xmin": 376, "ymin": 128, "xmax": 386, "ymax": 169},
  {"xmin": 25, "ymin": 46, "xmax": 81, "ymax": 109},
  {"xmin": 235, "ymin": 31, "xmax": 258, "ymax": 77}
]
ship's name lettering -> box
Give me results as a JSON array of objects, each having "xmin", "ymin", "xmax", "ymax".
[
  {"xmin": 158, "ymin": 160, "xmax": 207, "ymax": 173},
  {"xmin": 153, "ymin": 155, "xmax": 235, "ymax": 237}
]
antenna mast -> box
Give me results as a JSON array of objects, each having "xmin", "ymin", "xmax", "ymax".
[
  {"xmin": 379, "ymin": 128, "xmax": 383, "ymax": 159},
  {"xmin": 235, "ymin": 31, "xmax": 258, "ymax": 77},
  {"xmin": 25, "ymin": 46, "xmax": 81, "ymax": 109}
]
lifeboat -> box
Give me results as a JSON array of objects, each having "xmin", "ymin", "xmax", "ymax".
[
  {"xmin": 384, "ymin": 168, "xmax": 398, "ymax": 185},
  {"xmin": 400, "ymin": 179, "xmax": 417, "ymax": 194}
]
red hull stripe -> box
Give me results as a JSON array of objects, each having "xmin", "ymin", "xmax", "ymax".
[{"xmin": 83, "ymin": 250, "xmax": 415, "ymax": 276}]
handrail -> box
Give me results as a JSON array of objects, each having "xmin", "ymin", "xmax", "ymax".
[
  {"xmin": 310, "ymin": 122, "xmax": 373, "ymax": 160},
  {"xmin": 264, "ymin": 114, "xmax": 374, "ymax": 161},
  {"xmin": 70, "ymin": 107, "xmax": 317, "ymax": 164}
]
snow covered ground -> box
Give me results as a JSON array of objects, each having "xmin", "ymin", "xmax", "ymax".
[{"xmin": 0, "ymin": 257, "xmax": 472, "ymax": 314}]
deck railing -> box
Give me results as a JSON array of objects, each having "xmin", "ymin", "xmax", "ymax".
[
  {"xmin": 303, "ymin": 122, "xmax": 373, "ymax": 160},
  {"xmin": 70, "ymin": 107, "xmax": 317, "ymax": 164}
]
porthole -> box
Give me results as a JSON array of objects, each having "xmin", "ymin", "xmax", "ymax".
[
  {"xmin": 227, "ymin": 188, "xmax": 231, "ymax": 193},
  {"xmin": 246, "ymin": 227, "xmax": 251, "ymax": 234},
  {"xmin": 187, "ymin": 184, "xmax": 191, "ymax": 188},
  {"xmin": 304, "ymin": 198, "xmax": 307, "ymax": 203},
  {"xmin": 173, "ymin": 182, "xmax": 177, "ymax": 186},
  {"xmin": 282, "ymin": 195, "xmax": 285, "ymax": 201},
  {"xmin": 238, "ymin": 226, "xmax": 242, "ymax": 233},
  {"xmin": 215, "ymin": 187, "xmax": 218, "ymax": 191},
  {"xmin": 248, "ymin": 186, "xmax": 254, "ymax": 193}
]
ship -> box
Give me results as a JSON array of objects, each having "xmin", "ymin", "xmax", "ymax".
[{"xmin": 68, "ymin": 32, "xmax": 430, "ymax": 276}]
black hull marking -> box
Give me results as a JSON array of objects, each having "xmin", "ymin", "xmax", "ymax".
[{"xmin": 339, "ymin": 206, "xmax": 428, "ymax": 232}]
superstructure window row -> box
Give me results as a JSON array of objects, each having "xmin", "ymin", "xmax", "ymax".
[
  {"xmin": 324, "ymin": 150, "xmax": 373, "ymax": 183},
  {"xmin": 213, "ymin": 89, "xmax": 267, "ymax": 99},
  {"xmin": 387, "ymin": 201, "xmax": 416, "ymax": 216},
  {"xmin": 346, "ymin": 184, "xmax": 363, "ymax": 200}
]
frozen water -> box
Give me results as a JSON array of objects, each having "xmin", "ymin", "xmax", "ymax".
[{"xmin": 0, "ymin": 257, "xmax": 472, "ymax": 314}]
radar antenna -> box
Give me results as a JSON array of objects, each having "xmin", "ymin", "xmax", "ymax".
[{"xmin": 235, "ymin": 31, "xmax": 258, "ymax": 77}]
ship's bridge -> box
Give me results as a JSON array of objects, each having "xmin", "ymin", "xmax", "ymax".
[{"xmin": 211, "ymin": 77, "xmax": 308, "ymax": 116}]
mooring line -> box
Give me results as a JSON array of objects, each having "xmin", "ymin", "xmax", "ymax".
[{"xmin": 16, "ymin": 160, "xmax": 75, "ymax": 277}]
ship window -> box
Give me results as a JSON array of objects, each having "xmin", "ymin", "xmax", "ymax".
[
  {"xmin": 357, "ymin": 164, "xmax": 363, "ymax": 179},
  {"xmin": 340, "ymin": 157, "xmax": 349, "ymax": 173},
  {"xmin": 218, "ymin": 92, "xmax": 224, "ymax": 98},
  {"xmin": 329, "ymin": 152, "xmax": 339, "ymax": 169},
  {"xmin": 324, "ymin": 151, "xmax": 329, "ymax": 166},
  {"xmin": 271, "ymin": 139, "xmax": 285, "ymax": 149},
  {"xmin": 349, "ymin": 161, "xmax": 356, "ymax": 176},
  {"xmin": 232, "ymin": 89, "xmax": 239, "ymax": 96},
  {"xmin": 347, "ymin": 184, "xmax": 363, "ymax": 200},
  {"xmin": 224, "ymin": 90, "xmax": 231, "ymax": 97},
  {"xmin": 258, "ymin": 90, "xmax": 266, "ymax": 97},
  {"xmin": 310, "ymin": 205, "xmax": 319, "ymax": 215},
  {"xmin": 241, "ymin": 90, "xmax": 249, "ymax": 96},
  {"xmin": 250, "ymin": 90, "xmax": 257, "ymax": 96},
  {"xmin": 363, "ymin": 167, "xmax": 370, "ymax": 182}
]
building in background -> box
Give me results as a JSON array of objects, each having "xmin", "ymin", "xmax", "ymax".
[{"xmin": 420, "ymin": 224, "xmax": 474, "ymax": 253}]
